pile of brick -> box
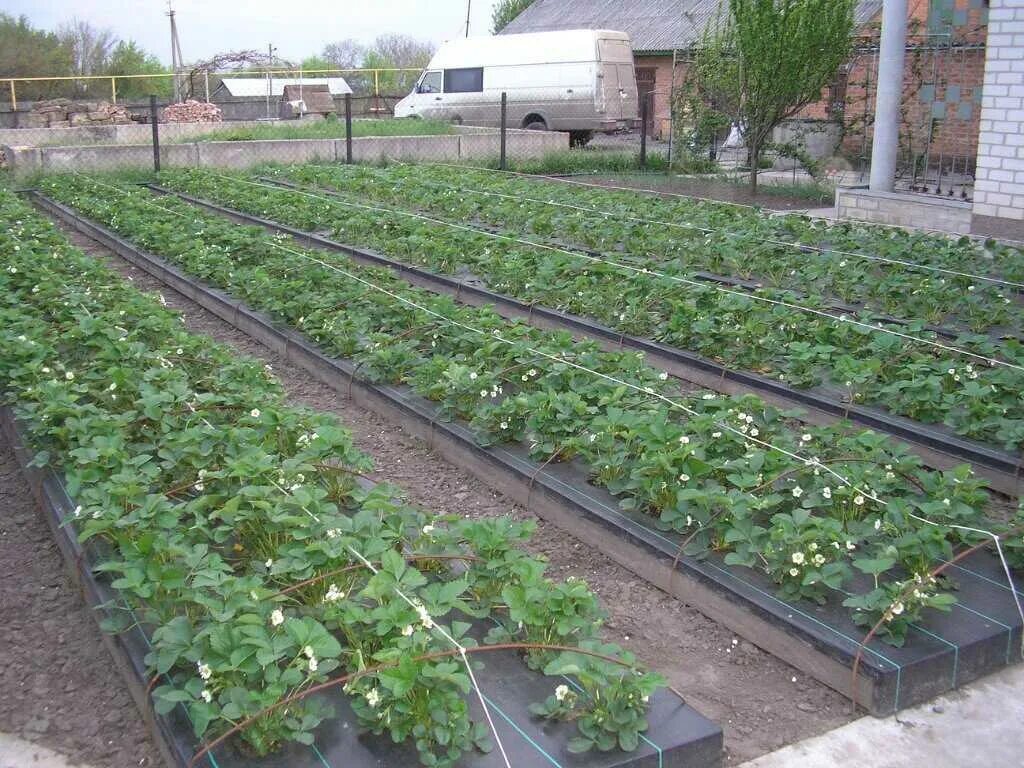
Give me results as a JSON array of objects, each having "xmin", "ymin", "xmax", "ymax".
[
  {"xmin": 18, "ymin": 99, "xmax": 133, "ymax": 129},
  {"xmin": 163, "ymin": 99, "xmax": 223, "ymax": 123}
]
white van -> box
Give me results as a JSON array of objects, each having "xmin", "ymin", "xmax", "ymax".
[{"xmin": 393, "ymin": 29, "xmax": 638, "ymax": 146}]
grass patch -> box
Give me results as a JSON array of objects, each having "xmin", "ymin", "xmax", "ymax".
[{"xmin": 185, "ymin": 117, "xmax": 453, "ymax": 143}]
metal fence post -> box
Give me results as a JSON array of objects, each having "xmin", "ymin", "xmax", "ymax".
[
  {"xmin": 499, "ymin": 92, "xmax": 507, "ymax": 171},
  {"xmin": 639, "ymin": 92, "xmax": 649, "ymax": 168},
  {"xmin": 150, "ymin": 95, "xmax": 161, "ymax": 173},
  {"xmin": 345, "ymin": 93, "xmax": 353, "ymax": 164}
]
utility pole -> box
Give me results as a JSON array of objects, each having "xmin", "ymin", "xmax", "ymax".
[
  {"xmin": 869, "ymin": 0, "xmax": 908, "ymax": 192},
  {"xmin": 166, "ymin": 1, "xmax": 184, "ymax": 102},
  {"xmin": 465, "ymin": 0, "xmax": 472, "ymax": 37}
]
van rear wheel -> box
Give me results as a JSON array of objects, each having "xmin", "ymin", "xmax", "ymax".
[
  {"xmin": 523, "ymin": 118, "xmax": 547, "ymax": 131},
  {"xmin": 569, "ymin": 130, "xmax": 593, "ymax": 148}
]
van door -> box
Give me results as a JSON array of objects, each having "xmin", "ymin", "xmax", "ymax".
[
  {"xmin": 415, "ymin": 70, "xmax": 444, "ymax": 118},
  {"xmin": 596, "ymin": 38, "xmax": 634, "ymax": 121}
]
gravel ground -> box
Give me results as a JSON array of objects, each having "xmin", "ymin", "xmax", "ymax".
[{"xmin": 2, "ymin": 223, "xmax": 855, "ymax": 766}]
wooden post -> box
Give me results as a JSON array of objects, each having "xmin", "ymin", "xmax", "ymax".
[
  {"xmin": 150, "ymin": 95, "xmax": 161, "ymax": 173},
  {"xmin": 111, "ymin": 77, "xmax": 117, "ymax": 104},
  {"xmin": 9, "ymin": 80, "xmax": 16, "ymax": 112},
  {"xmin": 499, "ymin": 92, "xmax": 507, "ymax": 171},
  {"xmin": 345, "ymin": 93, "xmax": 353, "ymax": 164},
  {"xmin": 639, "ymin": 93, "xmax": 649, "ymax": 168}
]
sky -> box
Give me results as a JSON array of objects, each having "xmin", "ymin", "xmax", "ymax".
[{"xmin": 4, "ymin": 0, "xmax": 502, "ymax": 65}]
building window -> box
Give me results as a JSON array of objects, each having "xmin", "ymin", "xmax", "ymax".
[{"xmin": 444, "ymin": 68, "xmax": 484, "ymax": 93}]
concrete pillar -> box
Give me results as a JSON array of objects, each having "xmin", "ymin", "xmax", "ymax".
[{"xmin": 869, "ymin": 0, "xmax": 908, "ymax": 192}]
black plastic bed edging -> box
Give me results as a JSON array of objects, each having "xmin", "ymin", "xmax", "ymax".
[
  {"xmin": 1, "ymin": 410, "xmax": 721, "ymax": 767},
  {"xmin": 31, "ymin": 189, "xmax": 1024, "ymax": 719},
  {"xmin": 146, "ymin": 183, "xmax": 1024, "ymax": 498}
]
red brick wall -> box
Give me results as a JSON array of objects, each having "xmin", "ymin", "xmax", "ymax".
[
  {"xmin": 633, "ymin": 0, "xmax": 988, "ymax": 157},
  {"xmin": 793, "ymin": 0, "xmax": 988, "ymax": 166},
  {"xmin": 634, "ymin": 54, "xmax": 678, "ymax": 139}
]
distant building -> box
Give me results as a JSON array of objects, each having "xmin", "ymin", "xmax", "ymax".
[
  {"xmin": 209, "ymin": 77, "xmax": 352, "ymax": 121},
  {"xmin": 211, "ymin": 77, "xmax": 353, "ymax": 99}
]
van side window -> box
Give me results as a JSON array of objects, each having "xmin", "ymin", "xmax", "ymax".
[
  {"xmin": 418, "ymin": 70, "xmax": 442, "ymax": 94},
  {"xmin": 443, "ymin": 67, "xmax": 484, "ymax": 93}
]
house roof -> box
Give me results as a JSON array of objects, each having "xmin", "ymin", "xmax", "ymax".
[
  {"xmin": 214, "ymin": 77, "xmax": 352, "ymax": 98},
  {"xmin": 500, "ymin": 0, "xmax": 885, "ymax": 54}
]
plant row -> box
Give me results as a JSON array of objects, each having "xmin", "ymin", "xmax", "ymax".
[
  {"xmin": 399, "ymin": 163, "xmax": 1024, "ymax": 287},
  {"xmin": 155, "ymin": 168, "xmax": 1024, "ymax": 453},
  {"xmin": 282, "ymin": 162, "xmax": 1022, "ymax": 336},
  {"xmin": 40, "ymin": 176, "xmax": 1024, "ymax": 647},
  {"xmin": 0, "ymin": 190, "xmax": 663, "ymax": 764}
]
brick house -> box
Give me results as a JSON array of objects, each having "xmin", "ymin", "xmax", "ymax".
[{"xmin": 501, "ymin": 0, "xmax": 990, "ymax": 171}]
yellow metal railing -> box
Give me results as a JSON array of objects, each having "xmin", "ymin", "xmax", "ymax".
[{"xmin": 3, "ymin": 68, "xmax": 423, "ymax": 110}]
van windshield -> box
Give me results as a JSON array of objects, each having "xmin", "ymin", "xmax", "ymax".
[{"xmin": 417, "ymin": 70, "xmax": 442, "ymax": 94}]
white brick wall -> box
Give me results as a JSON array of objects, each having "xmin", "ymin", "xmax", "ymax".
[{"xmin": 973, "ymin": 0, "xmax": 1024, "ymax": 221}]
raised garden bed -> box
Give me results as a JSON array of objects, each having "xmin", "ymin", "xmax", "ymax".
[
  {"xmin": 1, "ymin": 406, "xmax": 719, "ymax": 768},
  {"xmin": 146, "ymin": 183, "xmax": 1024, "ymax": 497},
  {"xmin": 152, "ymin": 169, "xmax": 1024, "ymax": 483},
  {"xmin": 30, "ymin": 189, "xmax": 1024, "ymax": 716},
  {"xmin": 0, "ymin": 191, "xmax": 723, "ymax": 768}
]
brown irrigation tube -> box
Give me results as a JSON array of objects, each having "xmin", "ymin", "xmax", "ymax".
[
  {"xmin": 849, "ymin": 522, "xmax": 1024, "ymax": 713},
  {"xmin": 188, "ymin": 641, "xmax": 646, "ymax": 766}
]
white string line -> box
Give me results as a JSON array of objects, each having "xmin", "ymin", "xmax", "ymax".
[
  {"xmin": 64, "ymin": 180, "xmax": 511, "ymax": 762},
  {"xmin": 418, "ymin": 161, "xmax": 1024, "ymax": 291},
  {"xmin": 66, "ymin": 176, "xmax": 995, "ymax": 499},
  {"xmin": 225, "ymin": 174, "xmax": 1023, "ymax": 373},
  {"xmin": 251, "ymin": 239, "xmax": 1024, "ymax": 638},
  {"xmin": 72, "ymin": 176, "xmax": 887, "ymax": 499},
  {"xmin": 181, "ymin": 395, "xmax": 514, "ymax": 767},
  {"xmin": 77, "ymin": 176, "xmax": 1024, "ymax": 636}
]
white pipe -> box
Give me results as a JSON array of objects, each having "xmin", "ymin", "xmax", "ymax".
[{"xmin": 869, "ymin": 0, "xmax": 909, "ymax": 192}]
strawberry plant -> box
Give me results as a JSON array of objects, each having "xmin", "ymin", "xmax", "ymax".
[
  {"xmin": 0, "ymin": 190, "xmax": 667, "ymax": 765},
  {"xmin": 34, "ymin": 178, "xmax": 1021, "ymax": 644},
  {"xmin": 156, "ymin": 168, "xmax": 1024, "ymax": 453}
]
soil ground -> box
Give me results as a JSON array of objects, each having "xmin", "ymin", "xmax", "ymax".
[
  {"xmin": 1, "ymin": 222, "xmax": 856, "ymax": 767},
  {"xmin": 0, "ymin": 432, "xmax": 161, "ymax": 767}
]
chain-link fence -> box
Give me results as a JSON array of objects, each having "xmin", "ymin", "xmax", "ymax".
[{"xmin": 1, "ymin": 86, "xmax": 661, "ymax": 179}]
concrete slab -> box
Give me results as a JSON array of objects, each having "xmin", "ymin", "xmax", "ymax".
[
  {"xmin": 196, "ymin": 138, "xmax": 336, "ymax": 169},
  {"xmin": 0, "ymin": 733, "xmax": 97, "ymax": 768},
  {"xmin": 740, "ymin": 664, "xmax": 1024, "ymax": 768}
]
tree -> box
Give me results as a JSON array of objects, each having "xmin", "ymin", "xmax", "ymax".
[
  {"xmin": 491, "ymin": 0, "xmax": 536, "ymax": 33},
  {"xmin": 57, "ymin": 18, "xmax": 117, "ymax": 77},
  {"xmin": 300, "ymin": 55, "xmax": 334, "ymax": 73},
  {"xmin": 362, "ymin": 34, "xmax": 434, "ymax": 96},
  {"xmin": 106, "ymin": 40, "xmax": 172, "ymax": 100},
  {"xmin": 701, "ymin": 0, "xmax": 856, "ymax": 192},
  {"xmin": 0, "ymin": 13, "xmax": 73, "ymax": 100},
  {"xmin": 322, "ymin": 39, "xmax": 364, "ymax": 70}
]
